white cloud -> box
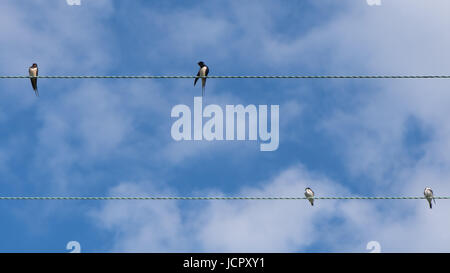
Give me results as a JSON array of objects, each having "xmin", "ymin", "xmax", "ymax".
[{"xmin": 89, "ymin": 182, "xmax": 191, "ymax": 252}]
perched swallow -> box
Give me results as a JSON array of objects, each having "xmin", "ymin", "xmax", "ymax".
[
  {"xmin": 194, "ymin": 61, "xmax": 209, "ymax": 97},
  {"xmin": 28, "ymin": 63, "xmax": 39, "ymax": 96},
  {"xmin": 424, "ymin": 187, "xmax": 436, "ymax": 209},
  {"xmin": 304, "ymin": 187, "xmax": 315, "ymax": 206}
]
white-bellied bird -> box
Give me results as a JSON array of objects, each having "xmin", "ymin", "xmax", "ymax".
[
  {"xmin": 424, "ymin": 187, "xmax": 436, "ymax": 209},
  {"xmin": 305, "ymin": 187, "xmax": 315, "ymax": 206},
  {"xmin": 194, "ymin": 61, "xmax": 209, "ymax": 97},
  {"xmin": 28, "ymin": 63, "xmax": 39, "ymax": 96}
]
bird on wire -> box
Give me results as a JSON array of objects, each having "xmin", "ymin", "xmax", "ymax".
[
  {"xmin": 194, "ymin": 61, "xmax": 209, "ymax": 97},
  {"xmin": 305, "ymin": 187, "xmax": 315, "ymax": 206},
  {"xmin": 28, "ymin": 63, "xmax": 39, "ymax": 97},
  {"xmin": 424, "ymin": 187, "xmax": 436, "ymax": 209}
]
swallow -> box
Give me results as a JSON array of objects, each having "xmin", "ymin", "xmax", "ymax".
[
  {"xmin": 194, "ymin": 61, "xmax": 209, "ymax": 97},
  {"xmin": 28, "ymin": 63, "xmax": 39, "ymax": 96},
  {"xmin": 304, "ymin": 187, "xmax": 315, "ymax": 206},
  {"xmin": 424, "ymin": 187, "xmax": 436, "ymax": 209}
]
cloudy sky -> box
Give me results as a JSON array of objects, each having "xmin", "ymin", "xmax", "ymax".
[{"xmin": 0, "ymin": 0, "xmax": 449, "ymax": 252}]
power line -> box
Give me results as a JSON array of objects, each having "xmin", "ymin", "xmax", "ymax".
[
  {"xmin": 0, "ymin": 196, "xmax": 447, "ymax": 200},
  {"xmin": 1, "ymin": 75, "xmax": 450, "ymax": 79}
]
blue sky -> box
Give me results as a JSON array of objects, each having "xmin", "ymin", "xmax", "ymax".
[{"xmin": 0, "ymin": 0, "xmax": 450, "ymax": 252}]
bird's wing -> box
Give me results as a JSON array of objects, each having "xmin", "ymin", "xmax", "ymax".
[
  {"xmin": 30, "ymin": 78, "xmax": 37, "ymax": 90},
  {"xmin": 194, "ymin": 70, "xmax": 200, "ymax": 86}
]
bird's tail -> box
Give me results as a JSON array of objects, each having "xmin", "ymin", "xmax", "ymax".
[
  {"xmin": 429, "ymin": 200, "xmax": 432, "ymax": 209},
  {"xmin": 30, "ymin": 78, "xmax": 38, "ymax": 95},
  {"xmin": 34, "ymin": 88, "xmax": 39, "ymax": 97}
]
